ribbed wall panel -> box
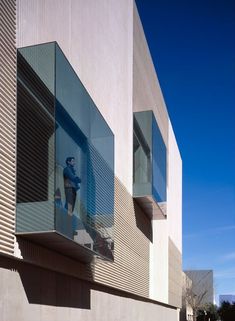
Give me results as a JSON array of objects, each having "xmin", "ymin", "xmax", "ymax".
[
  {"xmin": 0, "ymin": 0, "xmax": 16, "ymax": 255},
  {"xmin": 92, "ymin": 177, "xmax": 150, "ymax": 297},
  {"xmin": 17, "ymin": 176, "xmax": 150, "ymax": 298}
]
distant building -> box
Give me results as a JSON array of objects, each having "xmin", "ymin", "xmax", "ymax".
[
  {"xmin": 181, "ymin": 270, "xmax": 214, "ymax": 321},
  {"xmin": 219, "ymin": 294, "xmax": 235, "ymax": 305},
  {"xmin": 184, "ymin": 270, "xmax": 214, "ymax": 306}
]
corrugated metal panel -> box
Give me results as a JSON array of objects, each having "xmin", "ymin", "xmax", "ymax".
[{"xmin": 0, "ymin": 0, "xmax": 16, "ymax": 255}]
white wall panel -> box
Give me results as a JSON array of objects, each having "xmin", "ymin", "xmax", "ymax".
[
  {"xmin": 133, "ymin": 3, "xmax": 182, "ymax": 305},
  {"xmin": 17, "ymin": 0, "xmax": 133, "ymax": 193},
  {"xmin": 150, "ymin": 220, "xmax": 169, "ymax": 303},
  {"xmin": 167, "ymin": 121, "xmax": 182, "ymax": 252},
  {"xmin": 133, "ymin": 3, "xmax": 169, "ymax": 147}
]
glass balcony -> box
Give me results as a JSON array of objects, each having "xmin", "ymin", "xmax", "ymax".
[
  {"xmin": 133, "ymin": 111, "xmax": 167, "ymax": 219},
  {"xmin": 16, "ymin": 42, "xmax": 114, "ymax": 261}
]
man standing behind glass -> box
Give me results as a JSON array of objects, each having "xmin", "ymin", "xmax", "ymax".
[{"xmin": 63, "ymin": 157, "xmax": 81, "ymax": 216}]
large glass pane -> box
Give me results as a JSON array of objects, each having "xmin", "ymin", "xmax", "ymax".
[
  {"xmin": 16, "ymin": 42, "xmax": 114, "ymax": 260},
  {"xmin": 133, "ymin": 111, "xmax": 152, "ymax": 196},
  {"xmin": 55, "ymin": 44, "xmax": 114, "ymax": 259},
  {"xmin": 16, "ymin": 43, "xmax": 55, "ymax": 233},
  {"xmin": 152, "ymin": 116, "xmax": 167, "ymax": 203},
  {"xmin": 133, "ymin": 110, "xmax": 167, "ymax": 213}
]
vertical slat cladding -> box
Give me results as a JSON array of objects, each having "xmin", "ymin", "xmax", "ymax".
[{"xmin": 0, "ymin": 0, "xmax": 16, "ymax": 255}]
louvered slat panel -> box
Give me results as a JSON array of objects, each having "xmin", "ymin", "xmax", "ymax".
[
  {"xmin": 91, "ymin": 177, "xmax": 150, "ymax": 297},
  {"xmin": 0, "ymin": 0, "xmax": 16, "ymax": 256}
]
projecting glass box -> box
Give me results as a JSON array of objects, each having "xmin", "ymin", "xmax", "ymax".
[
  {"xmin": 133, "ymin": 111, "xmax": 167, "ymax": 219},
  {"xmin": 16, "ymin": 42, "xmax": 114, "ymax": 261}
]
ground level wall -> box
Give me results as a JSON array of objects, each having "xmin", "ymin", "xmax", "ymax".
[{"xmin": 0, "ymin": 255, "xmax": 179, "ymax": 321}]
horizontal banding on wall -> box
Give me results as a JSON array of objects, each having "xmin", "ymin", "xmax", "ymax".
[{"xmin": 0, "ymin": 0, "xmax": 16, "ymax": 256}]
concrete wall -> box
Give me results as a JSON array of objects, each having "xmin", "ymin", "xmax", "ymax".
[{"xmin": 0, "ymin": 256, "xmax": 179, "ymax": 321}]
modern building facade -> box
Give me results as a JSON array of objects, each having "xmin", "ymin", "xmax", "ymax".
[{"xmin": 0, "ymin": 1, "xmax": 182, "ymax": 320}]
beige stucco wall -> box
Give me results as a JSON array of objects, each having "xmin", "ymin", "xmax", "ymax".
[{"xmin": 0, "ymin": 259, "xmax": 179, "ymax": 321}]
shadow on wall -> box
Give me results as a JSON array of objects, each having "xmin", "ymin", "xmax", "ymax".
[
  {"xmin": 134, "ymin": 200, "xmax": 152, "ymax": 242},
  {"xmin": 20, "ymin": 263, "xmax": 91, "ymax": 308},
  {"xmin": 6, "ymin": 176, "xmax": 153, "ymax": 309},
  {"xmin": 0, "ymin": 253, "xmax": 177, "ymax": 314},
  {"xmin": 0, "ymin": 255, "xmax": 91, "ymax": 309}
]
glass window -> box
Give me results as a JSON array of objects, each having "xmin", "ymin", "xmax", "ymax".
[
  {"xmin": 152, "ymin": 115, "xmax": 167, "ymax": 203},
  {"xmin": 133, "ymin": 111, "xmax": 152, "ymax": 197},
  {"xmin": 16, "ymin": 43, "xmax": 55, "ymax": 233},
  {"xmin": 133, "ymin": 111, "xmax": 167, "ymax": 208},
  {"xmin": 16, "ymin": 42, "xmax": 114, "ymax": 260}
]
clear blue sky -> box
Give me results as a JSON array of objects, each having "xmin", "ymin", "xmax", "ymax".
[{"xmin": 135, "ymin": 0, "xmax": 235, "ymax": 303}]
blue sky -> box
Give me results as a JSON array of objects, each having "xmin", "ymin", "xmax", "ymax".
[{"xmin": 135, "ymin": 0, "xmax": 235, "ymax": 303}]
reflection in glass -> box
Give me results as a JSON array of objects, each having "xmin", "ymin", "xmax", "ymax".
[
  {"xmin": 16, "ymin": 43, "xmax": 55, "ymax": 233},
  {"xmin": 133, "ymin": 111, "xmax": 167, "ymax": 205},
  {"xmin": 16, "ymin": 42, "xmax": 114, "ymax": 260}
]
